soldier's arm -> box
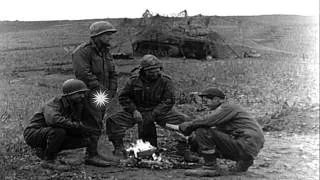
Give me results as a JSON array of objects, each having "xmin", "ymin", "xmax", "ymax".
[
  {"xmin": 43, "ymin": 101, "xmax": 80, "ymax": 129},
  {"xmin": 72, "ymin": 49, "xmax": 100, "ymax": 90},
  {"xmin": 118, "ymin": 79, "xmax": 137, "ymax": 113},
  {"xmin": 108, "ymin": 58, "xmax": 118, "ymax": 97},
  {"xmin": 191, "ymin": 104, "xmax": 236, "ymax": 128},
  {"xmin": 152, "ymin": 77, "xmax": 175, "ymax": 117}
]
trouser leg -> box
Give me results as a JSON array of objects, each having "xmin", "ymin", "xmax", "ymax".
[
  {"xmin": 106, "ymin": 111, "xmax": 136, "ymax": 148},
  {"xmin": 44, "ymin": 128, "xmax": 68, "ymax": 160},
  {"xmin": 81, "ymin": 91, "xmax": 106, "ymax": 156},
  {"xmin": 24, "ymin": 127, "xmax": 93, "ymax": 160},
  {"xmin": 82, "ymin": 91, "xmax": 105, "ymax": 131},
  {"xmin": 155, "ymin": 108, "xmax": 187, "ymax": 126},
  {"xmin": 24, "ymin": 127, "xmax": 67, "ymax": 160},
  {"xmin": 156, "ymin": 108, "xmax": 189, "ymax": 156},
  {"xmin": 192, "ymin": 128, "xmax": 248, "ymax": 161},
  {"xmin": 138, "ymin": 120, "xmax": 157, "ymax": 147},
  {"xmin": 59, "ymin": 135, "xmax": 91, "ymax": 150},
  {"xmin": 24, "ymin": 127, "xmax": 51, "ymax": 149}
]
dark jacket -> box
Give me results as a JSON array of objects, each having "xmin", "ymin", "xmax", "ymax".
[
  {"xmin": 119, "ymin": 73, "xmax": 175, "ymax": 117},
  {"xmin": 186, "ymin": 103, "xmax": 264, "ymax": 157},
  {"xmin": 72, "ymin": 41, "xmax": 118, "ymax": 95},
  {"xmin": 24, "ymin": 96, "xmax": 82, "ymax": 130}
]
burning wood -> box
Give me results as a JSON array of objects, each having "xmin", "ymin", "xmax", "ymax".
[
  {"xmin": 119, "ymin": 139, "xmax": 173, "ymax": 169},
  {"xmin": 120, "ymin": 139, "xmax": 201, "ymax": 169},
  {"xmin": 126, "ymin": 139, "xmax": 156, "ymax": 158}
]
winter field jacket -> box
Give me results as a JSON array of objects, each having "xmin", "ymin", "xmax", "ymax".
[
  {"xmin": 24, "ymin": 96, "xmax": 82, "ymax": 130},
  {"xmin": 72, "ymin": 41, "xmax": 118, "ymax": 95},
  {"xmin": 188, "ymin": 103, "xmax": 265, "ymax": 157},
  {"xmin": 119, "ymin": 73, "xmax": 175, "ymax": 117}
]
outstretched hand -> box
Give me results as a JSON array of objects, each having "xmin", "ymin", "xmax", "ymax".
[{"xmin": 179, "ymin": 122, "xmax": 194, "ymax": 136}]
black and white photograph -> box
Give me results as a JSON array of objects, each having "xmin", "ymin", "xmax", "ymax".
[{"xmin": 0, "ymin": 0, "xmax": 319, "ymax": 179}]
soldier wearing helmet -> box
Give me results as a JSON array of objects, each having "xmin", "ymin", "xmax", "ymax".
[
  {"xmin": 71, "ymin": 21, "xmax": 118, "ymax": 165},
  {"xmin": 178, "ymin": 88, "xmax": 265, "ymax": 174},
  {"xmin": 23, "ymin": 79, "xmax": 113, "ymax": 170},
  {"xmin": 106, "ymin": 54, "xmax": 188, "ymax": 159}
]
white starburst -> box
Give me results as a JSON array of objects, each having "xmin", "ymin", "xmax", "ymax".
[{"xmin": 92, "ymin": 90, "xmax": 109, "ymax": 107}]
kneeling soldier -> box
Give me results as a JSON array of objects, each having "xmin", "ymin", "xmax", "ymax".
[
  {"xmin": 24, "ymin": 79, "xmax": 112, "ymax": 170},
  {"xmin": 179, "ymin": 88, "xmax": 265, "ymax": 173},
  {"xmin": 106, "ymin": 54, "xmax": 188, "ymax": 158}
]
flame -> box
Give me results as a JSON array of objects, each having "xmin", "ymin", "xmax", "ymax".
[
  {"xmin": 152, "ymin": 153, "xmax": 162, "ymax": 161},
  {"xmin": 92, "ymin": 90, "xmax": 109, "ymax": 107},
  {"xmin": 126, "ymin": 139, "xmax": 156, "ymax": 157}
]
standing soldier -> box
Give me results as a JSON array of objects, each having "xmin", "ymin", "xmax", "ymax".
[
  {"xmin": 23, "ymin": 79, "xmax": 112, "ymax": 170},
  {"xmin": 178, "ymin": 88, "xmax": 265, "ymax": 174},
  {"xmin": 72, "ymin": 21, "xmax": 118, "ymax": 165},
  {"xmin": 106, "ymin": 54, "xmax": 188, "ymax": 158}
]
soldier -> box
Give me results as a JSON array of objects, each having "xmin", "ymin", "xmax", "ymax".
[
  {"xmin": 106, "ymin": 54, "xmax": 187, "ymax": 158},
  {"xmin": 72, "ymin": 21, "xmax": 118, "ymax": 164},
  {"xmin": 23, "ymin": 79, "xmax": 112, "ymax": 171},
  {"xmin": 179, "ymin": 88, "xmax": 265, "ymax": 173}
]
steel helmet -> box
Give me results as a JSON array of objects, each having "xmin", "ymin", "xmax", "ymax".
[
  {"xmin": 89, "ymin": 21, "xmax": 117, "ymax": 37},
  {"xmin": 62, "ymin": 79, "xmax": 89, "ymax": 96},
  {"xmin": 199, "ymin": 88, "xmax": 225, "ymax": 99},
  {"xmin": 140, "ymin": 54, "xmax": 162, "ymax": 71}
]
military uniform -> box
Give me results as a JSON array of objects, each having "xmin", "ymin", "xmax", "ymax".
[
  {"xmin": 181, "ymin": 103, "xmax": 264, "ymax": 163},
  {"xmin": 106, "ymin": 73, "xmax": 186, "ymax": 147},
  {"xmin": 72, "ymin": 41, "xmax": 118, "ymax": 155},
  {"xmin": 23, "ymin": 96, "xmax": 91, "ymax": 160}
]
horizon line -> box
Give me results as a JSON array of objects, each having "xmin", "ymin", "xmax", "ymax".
[{"xmin": 0, "ymin": 14, "xmax": 317, "ymax": 22}]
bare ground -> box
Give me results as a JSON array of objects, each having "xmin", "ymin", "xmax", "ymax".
[
  {"xmin": 1, "ymin": 60, "xmax": 319, "ymax": 180},
  {"xmin": 6, "ymin": 107, "xmax": 317, "ymax": 180},
  {"xmin": 13, "ymin": 130, "xmax": 319, "ymax": 180}
]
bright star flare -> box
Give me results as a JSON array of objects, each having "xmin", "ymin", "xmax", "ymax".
[{"xmin": 92, "ymin": 90, "xmax": 109, "ymax": 107}]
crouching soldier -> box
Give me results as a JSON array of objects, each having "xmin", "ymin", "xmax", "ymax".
[
  {"xmin": 23, "ymin": 79, "xmax": 112, "ymax": 171},
  {"xmin": 106, "ymin": 54, "xmax": 188, "ymax": 158},
  {"xmin": 179, "ymin": 88, "xmax": 265, "ymax": 173}
]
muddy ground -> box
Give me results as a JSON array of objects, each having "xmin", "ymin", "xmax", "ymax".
[{"xmin": 8, "ymin": 107, "xmax": 318, "ymax": 180}]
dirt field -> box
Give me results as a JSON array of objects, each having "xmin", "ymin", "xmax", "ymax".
[{"xmin": 0, "ymin": 15, "xmax": 319, "ymax": 179}]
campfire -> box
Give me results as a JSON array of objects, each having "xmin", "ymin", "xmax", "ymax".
[
  {"xmin": 126, "ymin": 139, "xmax": 157, "ymax": 158},
  {"xmin": 120, "ymin": 139, "xmax": 171, "ymax": 169},
  {"xmin": 120, "ymin": 139, "xmax": 200, "ymax": 169}
]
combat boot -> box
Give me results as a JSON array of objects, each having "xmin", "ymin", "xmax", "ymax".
[
  {"xmin": 232, "ymin": 158, "xmax": 254, "ymax": 172},
  {"xmin": 175, "ymin": 137, "xmax": 202, "ymax": 163},
  {"xmin": 84, "ymin": 155, "xmax": 113, "ymax": 167},
  {"xmin": 84, "ymin": 148, "xmax": 113, "ymax": 167},
  {"xmin": 95, "ymin": 153, "xmax": 120, "ymax": 165},
  {"xmin": 183, "ymin": 149, "xmax": 203, "ymax": 163},
  {"xmin": 32, "ymin": 148, "xmax": 45, "ymax": 160},
  {"xmin": 41, "ymin": 159, "xmax": 70, "ymax": 171},
  {"xmin": 201, "ymin": 150, "xmax": 218, "ymax": 170},
  {"xmin": 113, "ymin": 147, "xmax": 127, "ymax": 159},
  {"xmin": 112, "ymin": 140, "xmax": 127, "ymax": 159}
]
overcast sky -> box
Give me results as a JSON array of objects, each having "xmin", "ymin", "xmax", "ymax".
[{"xmin": 0, "ymin": 0, "xmax": 319, "ymax": 21}]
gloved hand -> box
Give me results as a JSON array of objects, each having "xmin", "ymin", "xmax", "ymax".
[
  {"xmin": 179, "ymin": 122, "xmax": 195, "ymax": 136},
  {"xmin": 133, "ymin": 110, "xmax": 143, "ymax": 123},
  {"xmin": 79, "ymin": 122, "xmax": 101, "ymax": 136}
]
